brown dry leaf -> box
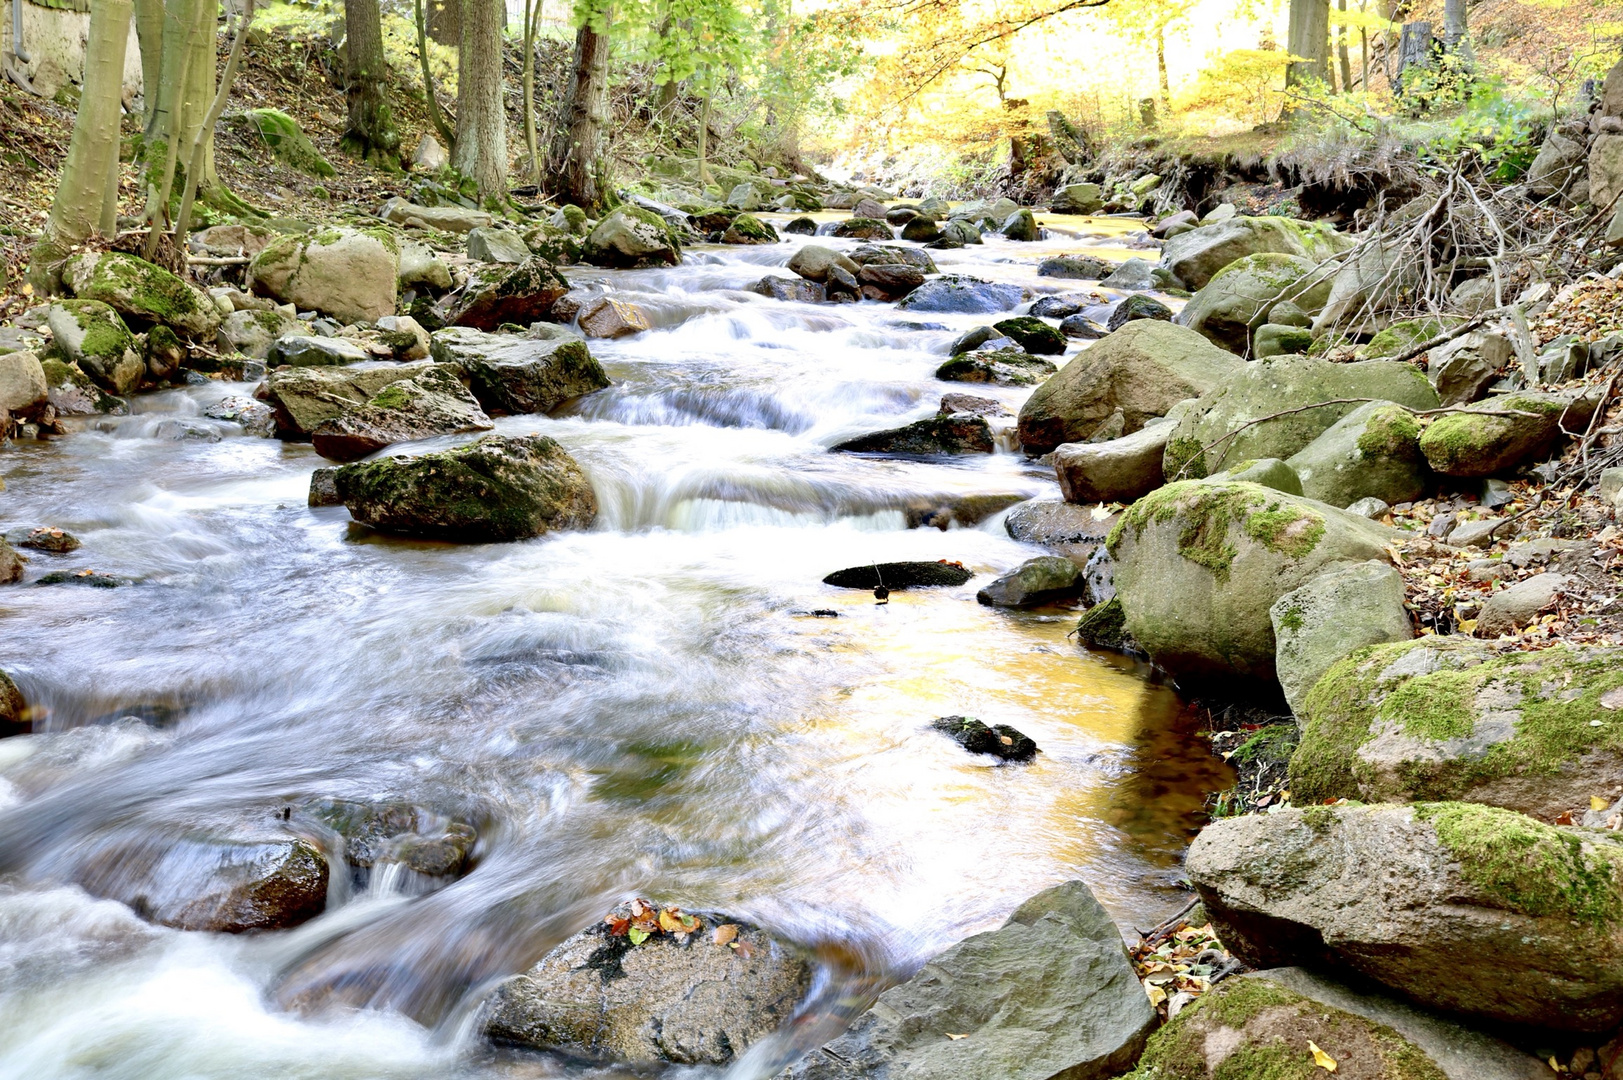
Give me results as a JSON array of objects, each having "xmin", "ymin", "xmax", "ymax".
[
  {"xmin": 713, "ymin": 923, "xmax": 739, "ymax": 946},
  {"xmin": 1309, "ymin": 1040, "xmax": 1337, "ymax": 1072},
  {"xmin": 658, "ymin": 909, "xmax": 685, "ymax": 933},
  {"xmin": 604, "ymin": 915, "xmax": 630, "ymax": 936},
  {"xmin": 731, "ymin": 939, "xmax": 756, "ymax": 959},
  {"xmin": 629, "ymin": 898, "xmax": 648, "ymax": 917}
]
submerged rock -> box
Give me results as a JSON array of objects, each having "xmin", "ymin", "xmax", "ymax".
[
  {"xmin": 335, "ymin": 433, "xmax": 598, "ymax": 542},
  {"xmin": 823, "ymin": 561, "xmax": 973, "ymax": 589},
  {"xmin": 779, "ymin": 880, "xmax": 1154, "ymax": 1080},
  {"xmin": 931, "ymin": 716, "xmax": 1039, "ymax": 759},
  {"xmin": 485, "ymin": 904, "xmax": 810, "ymax": 1065},
  {"xmin": 832, "ymin": 415, "xmax": 993, "ymax": 455},
  {"xmin": 302, "ymin": 798, "xmax": 477, "ymax": 881}
]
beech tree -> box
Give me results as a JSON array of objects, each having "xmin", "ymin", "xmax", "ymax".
[
  {"xmin": 454, "ymin": 0, "xmax": 508, "ymax": 202},
  {"xmin": 1286, "ymin": 0, "xmax": 1331, "ymax": 90},
  {"xmin": 342, "ymin": 0, "xmax": 401, "ymax": 166},
  {"xmin": 550, "ymin": 5, "xmax": 612, "ymax": 209}
]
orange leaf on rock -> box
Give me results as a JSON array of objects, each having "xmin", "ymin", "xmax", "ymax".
[{"xmin": 713, "ymin": 923, "xmax": 739, "ymax": 946}]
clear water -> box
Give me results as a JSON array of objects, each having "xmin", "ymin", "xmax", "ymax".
[{"xmin": 0, "ymin": 217, "xmax": 1227, "ymax": 1079}]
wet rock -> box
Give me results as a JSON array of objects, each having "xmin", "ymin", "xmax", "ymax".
[
  {"xmin": 779, "ymin": 880, "xmax": 1153, "ymax": 1080},
  {"xmin": 72, "ymin": 831, "xmax": 329, "ymax": 933},
  {"xmin": 311, "ymin": 366, "xmax": 494, "ymax": 462},
  {"xmin": 1018, "ymin": 321, "xmax": 1241, "ymax": 454},
  {"xmin": 301, "ymin": 798, "xmax": 477, "ymax": 880},
  {"xmin": 1109, "ymin": 480, "xmax": 1394, "ymax": 685},
  {"xmin": 1286, "ymin": 401, "xmax": 1430, "ymax": 509},
  {"xmin": 822, "ymin": 561, "xmax": 973, "ymax": 589},
  {"xmin": 975, "ymin": 557, "xmax": 1083, "ymax": 609},
  {"xmin": 832, "ymin": 415, "xmax": 994, "ymax": 455},
  {"xmin": 0, "ymin": 350, "xmax": 50, "ymax": 416},
  {"xmin": 830, "ymin": 217, "xmax": 893, "ymax": 241},
  {"xmin": 37, "ymin": 570, "xmax": 129, "ymax": 587},
  {"xmin": 787, "ymin": 245, "xmax": 860, "ymax": 283},
  {"xmin": 938, "ymin": 218, "xmax": 982, "ymax": 246},
  {"xmin": 9, "ymin": 526, "xmax": 80, "ymax": 554},
  {"xmin": 1105, "ymin": 293, "xmax": 1172, "ymax": 331},
  {"xmin": 722, "ymin": 213, "xmax": 779, "ymax": 244},
  {"xmin": 217, "ymin": 308, "xmax": 310, "ymax": 361},
  {"xmin": 1475, "ymin": 571, "xmax": 1567, "ymax": 636},
  {"xmin": 335, "ymin": 433, "xmax": 597, "ymax": 542},
  {"xmin": 1051, "ymin": 183, "xmax": 1103, "ymax": 214},
  {"xmin": 1426, "ymin": 332, "xmax": 1511, "ymax": 406},
  {"xmin": 750, "ymin": 275, "xmax": 826, "ymax": 303},
  {"xmin": 931, "ymin": 716, "xmax": 1040, "ymax": 759},
  {"xmin": 1029, "ymin": 295, "xmax": 1083, "ymax": 319},
  {"xmin": 1126, "ymin": 975, "xmax": 1458, "ymax": 1080},
  {"xmin": 992, "ymin": 316, "xmax": 1066, "ymax": 355},
  {"xmin": 0, "ymin": 540, "xmax": 22, "ymax": 584},
  {"xmin": 268, "ymin": 335, "xmax": 370, "ymax": 368},
  {"xmin": 1418, "ymin": 390, "xmax": 1597, "ymax": 478},
  {"xmin": 466, "ymin": 227, "xmax": 529, "ymax": 265},
  {"xmin": 380, "ymin": 198, "xmax": 493, "ymax": 234},
  {"xmin": 443, "ymin": 256, "xmax": 572, "ymax": 331},
  {"xmin": 1176, "ymin": 252, "xmax": 1332, "ymax": 354},
  {"xmin": 308, "ymin": 467, "xmax": 342, "ymax": 507},
  {"xmin": 898, "ymin": 275, "xmax": 1023, "ymax": 315},
  {"xmin": 1004, "ymin": 499, "xmax": 1116, "ymax": 559},
  {"xmin": 1038, "ymin": 254, "xmax": 1114, "ymax": 280},
  {"xmin": 885, "ymin": 206, "xmax": 920, "ymax": 225},
  {"xmin": 1165, "ymin": 355, "xmax": 1441, "ymax": 479},
  {"xmin": 899, "ymin": 216, "xmax": 941, "ymax": 243},
  {"xmin": 1000, "ymin": 209, "xmax": 1040, "ymax": 241},
  {"xmin": 581, "ymin": 206, "xmax": 681, "ymax": 268},
  {"xmin": 0, "ymin": 668, "xmax": 23, "ymax": 730},
  {"xmin": 903, "ymin": 493, "xmax": 1025, "ymax": 531},
  {"xmin": 249, "ymin": 228, "xmax": 399, "ymax": 324},
  {"xmin": 430, "ymin": 327, "xmax": 609, "ymax": 416},
  {"xmin": 1058, "ymin": 313, "xmax": 1108, "ymax": 339},
  {"xmin": 1185, "ymin": 801, "xmax": 1623, "ymax": 1031},
  {"xmin": 947, "ymin": 326, "xmax": 1008, "ymax": 356},
  {"xmin": 939, "ymin": 393, "xmax": 1008, "ymax": 417},
  {"xmin": 485, "ymin": 905, "xmax": 811, "ymax": 1065},
  {"xmin": 856, "ymin": 263, "xmax": 925, "ymax": 301},
  {"xmin": 846, "ymin": 244, "xmax": 938, "ymax": 274},
  {"xmin": 935, "ymin": 348, "xmax": 1057, "ymax": 386},
  {"xmin": 1074, "ymin": 597, "xmax": 1130, "ymax": 650},
  {"xmin": 257, "ymin": 361, "xmax": 437, "ymax": 437},
  {"xmin": 1158, "ymin": 215, "xmax": 1354, "ymax": 291},
  {"xmin": 578, "ymin": 297, "xmax": 651, "ymax": 339},
  {"xmin": 1054, "ymin": 419, "xmax": 1172, "ymax": 504},
  {"xmin": 783, "ymin": 216, "xmax": 817, "ymax": 235},
  {"xmin": 1271, "ymin": 561, "xmax": 1412, "ymax": 716},
  {"xmin": 825, "ymin": 264, "xmax": 860, "ymax": 301},
  {"xmin": 63, "ymin": 251, "xmax": 221, "ymax": 338},
  {"xmin": 45, "ymin": 300, "xmax": 143, "ymax": 395}
]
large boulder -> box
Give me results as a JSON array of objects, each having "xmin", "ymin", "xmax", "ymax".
[
  {"xmin": 485, "ymin": 904, "xmax": 810, "ymax": 1065},
  {"xmin": 334, "ymin": 433, "xmax": 597, "ymax": 542},
  {"xmin": 581, "ymin": 206, "xmax": 681, "ymax": 268},
  {"xmin": 1017, "ymin": 321, "xmax": 1243, "ymax": 454},
  {"xmin": 788, "ymin": 245, "xmax": 860, "ymax": 283},
  {"xmin": 1270, "ymin": 560, "xmax": 1412, "ymax": 716},
  {"xmin": 379, "ymin": 198, "xmax": 493, "ymax": 234},
  {"xmin": 1312, "ymin": 241, "xmax": 1424, "ymax": 336},
  {"xmin": 992, "ymin": 317, "xmax": 1066, "ymax": 355},
  {"xmin": 1290, "ymin": 638, "xmax": 1623, "ymax": 819},
  {"xmin": 1426, "ymin": 332, "xmax": 1510, "ymax": 405},
  {"xmin": 898, "ymin": 276, "xmax": 1023, "ymax": 315},
  {"xmin": 1164, "ymin": 355, "xmax": 1441, "ymax": 480},
  {"xmin": 1418, "ymin": 390, "xmax": 1597, "ymax": 477},
  {"xmin": 1124, "ymin": 975, "xmax": 1452, "ymax": 1080},
  {"xmin": 1051, "ymin": 183, "xmax": 1103, "ymax": 214},
  {"xmin": 0, "ymin": 351, "xmax": 49, "ymax": 418},
  {"xmin": 976, "ymin": 556, "xmax": 1084, "ymax": 608},
  {"xmin": 310, "ymin": 365, "xmax": 494, "ymax": 462},
  {"xmin": 779, "ymin": 881, "xmax": 1155, "ymax": 1080},
  {"xmin": 249, "ymin": 227, "xmax": 400, "ymax": 324},
  {"xmin": 63, "ymin": 251, "xmax": 220, "ymax": 337},
  {"xmin": 1175, "ymin": 253, "xmax": 1333, "ymax": 354},
  {"xmin": 1108, "ymin": 480, "xmax": 1393, "ymax": 684},
  {"xmin": 256, "ymin": 361, "xmax": 438, "ymax": 437},
  {"xmin": 1285, "ymin": 401, "xmax": 1430, "ymax": 508},
  {"xmin": 1185, "ymin": 802, "xmax": 1623, "ymax": 1031},
  {"xmin": 832, "ymin": 415, "xmax": 993, "ymax": 455},
  {"xmin": 443, "ymin": 256, "xmax": 572, "ymax": 331},
  {"xmin": 217, "ymin": 308, "xmax": 311, "ymax": 360},
  {"xmin": 45, "ymin": 300, "xmax": 143, "ymax": 395},
  {"xmin": 936, "ymin": 349, "xmax": 1056, "ymax": 386},
  {"xmin": 1158, "ymin": 216, "xmax": 1354, "ymax": 291},
  {"xmin": 1527, "ymin": 126, "xmax": 1590, "ymax": 201},
  {"xmin": 1054, "ymin": 418, "xmax": 1171, "ymax": 504},
  {"xmin": 72, "ymin": 831, "xmax": 328, "ymax": 933},
  {"xmin": 429, "ymin": 327, "xmax": 608, "ymax": 416}
]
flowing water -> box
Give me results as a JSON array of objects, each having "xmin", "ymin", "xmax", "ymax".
[{"xmin": 0, "ymin": 215, "xmax": 1230, "ymax": 1079}]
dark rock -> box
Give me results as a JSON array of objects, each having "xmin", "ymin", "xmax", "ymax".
[
  {"xmin": 826, "ymin": 264, "xmax": 861, "ymax": 300},
  {"xmin": 0, "ymin": 540, "xmax": 20, "ymax": 585},
  {"xmin": 903, "ymin": 493, "xmax": 1025, "ymax": 530},
  {"xmin": 721, "ymin": 213, "xmax": 779, "ymax": 244},
  {"xmin": 936, "ymin": 349, "xmax": 1057, "ymax": 386},
  {"xmin": 257, "ymin": 362, "xmax": 438, "ymax": 438},
  {"xmin": 822, "ymin": 561, "xmax": 974, "ymax": 589},
  {"xmin": 335, "ymin": 433, "xmax": 597, "ymax": 542},
  {"xmin": 992, "ymin": 317, "xmax": 1066, "ymax": 355},
  {"xmin": 885, "ymin": 206, "xmax": 919, "ymax": 225},
  {"xmin": 1030, "ymin": 295, "xmax": 1083, "ymax": 319},
  {"xmin": 430, "ymin": 327, "xmax": 609, "ymax": 416},
  {"xmin": 856, "ymin": 263, "xmax": 925, "ymax": 301},
  {"xmin": 1058, "ymin": 314, "xmax": 1108, "ymax": 339},
  {"xmin": 10, "ymin": 526, "xmax": 81, "ymax": 554},
  {"xmin": 1038, "ymin": 255, "xmax": 1114, "ymax": 280},
  {"xmin": 749, "ymin": 276, "xmax": 826, "ymax": 303},
  {"xmin": 898, "ymin": 275, "xmax": 1023, "ymax": 315},
  {"xmin": 1000, "ymin": 209, "xmax": 1041, "ymax": 241},
  {"xmin": 900, "ymin": 216, "xmax": 942, "ymax": 243},
  {"xmin": 948, "ymin": 326, "xmax": 1002, "ymax": 356},
  {"xmin": 846, "ymin": 244, "xmax": 938, "ymax": 273},
  {"xmin": 1074, "ymin": 597, "xmax": 1129, "ymax": 650},
  {"xmin": 784, "ymin": 216, "xmax": 818, "ymax": 235},
  {"xmin": 444, "ymin": 257, "xmax": 572, "ymax": 331},
  {"xmin": 832, "ymin": 415, "xmax": 994, "ymax": 455},
  {"xmin": 931, "ymin": 715, "xmax": 1040, "ymax": 759},
  {"xmin": 1105, "ymin": 293, "xmax": 1172, "ymax": 331},
  {"xmin": 1005, "ymin": 499, "xmax": 1116, "ymax": 550},
  {"xmin": 831, "ymin": 218, "xmax": 894, "ymax": 241},
  {"xmin": 302, "ymin": 798, "xmax": 477, "ymax": 881},
  {"xmin": 309, "ymin": 467, "xmax": 342, "ymax": 507},
  {"xmin": 976, "ymin": 556, "xmax": 1083, "ymax": 608},
  {"xmin": 310, "ymin": 366, "xmax": 494, "ymax": 462},
  {"xmin": 0, "ymin": 668, "xmax": 23, "ymax": 732},
  {"xmin": 37, "ymin": 571, "xmax": 129, "ymax": 588}
]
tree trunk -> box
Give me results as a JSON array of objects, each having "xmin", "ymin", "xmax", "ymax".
[
  {"xmin": 1337, "ymin": 0, "xmax": 1352, "ymax": 92},
  {"xmin": 453, "ymin": 0, "xmax": 507, "ymax": 203},
  {"xmin": 1396, "ymin": 21, "xmax": 1433, "ymax": 92},
  {"xmin": 1442, "ymin": 0, "xmax": 1472, "ymax": 71},
  {"xmin": 549, "ymin": 15, "xmax": 610, "ymax": 210},
  {"xmin": 696, "ymin": 81, "xmax": 713, "ymax": 189},
  {"xmin": 1156, "ymin": 24, "xmax": 1170, "ymax": 105},
  {"xmin": 144, "ymin": 0, "xmax": 207, "ymax": 257},
  {"xmin": 414, "ymin": 0, "xmax": 456, "ymax": 153},
  {"xmin": 135, "ymin": 0, "xmax": 165, "ymax": 131},
  {"xmin": 428, "ymin": 0, "xmax": 460, "ymax": 47},
  {"xmin": 30, "ymin": 0, "xmax": 133, "ymax": 293},
  {"xmin": 522, "ymin": 0, "xmax": 540, "ymax": 184},
  {"xmin": 1285, "ymin": 0, "xmax": 1330, "ymax": 89},
  {"xmin": 342, "ymin": 0, "xmax": 400, "ymax": 165}
]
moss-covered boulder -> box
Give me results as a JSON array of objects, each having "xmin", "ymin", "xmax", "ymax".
[
  {"xmin": 1271, "ymin": 560, "xmax": 1412, "ymax": 717},
  {"xmin": 1159, "ymin": 216, "xmax": 1355, "ymax": 291},
  {"xmin": 1362, "ymin": 317, "xmax": 1453, "ymax": 359},
  {"xmin": 249, "ymin": 227, "xmax": 400, "ymax": 324},
  {"xmin": 899, "ymin": 215, "xmax": 941, "ymax": 242},
  {"xmin": 63, "ymin": 251, "xmax": 220, "ymax": 338},
  {"xmin": 309, "ymin": 365, "xmax": 493, "ymax": 462},
  {"xmin": 935, "ymin": 348, "xmax": 1056, "ymax": 386},
  {"xmin": 976, "ymin": 556, "xmax": 1083, "ymax": 608},
  {"xmin": 1075, "ymin": 597, "xmax": 1130, "ymax": 650},
  {"xmin": 720, "ymin": 213, "xmax": 778, "ymax": 244},
  {"xmin": 335, "ymin": 433, "xmax": 597, "ymax": 542},
  {"xmin": 429, "ymin": 327, "xmax": 608, "ymax": 416},
  {"xmin": 442, "ymin": 257, "xmax": 572, "ymax": 331},
  {"xmin": 581, "ymin": 205, "xmax": 681, "ymax": 268},
  {"xmin": 1290, "ymin": 638, "xmax": 1623, "ymax": 819},
  {"xmin": 256, "ymin": 361, "xmax": 437, "ymax": 437},
  {"xmin": 1185, "ymin": 801, "xmax": 1623, "ymax": 1031},
  {"xmin": 830, "ymin": 217, "xmax": 893, "ymax": 240},
  {"xmin": 1176, "ymin": 252, "xmax": 1333, "ymax": 354},
  {"xmin": 1105, "ymin": 293, "xmax": 1172, "ymax": 331},
  {"xmin": 39, "ymin": 356, "xmax": 122, "ymax": 416},
  {"xmin": 1285, "ymin": 400, "xmax": 1430, "ymax": 508},
  {"xmin": 1417, "ymin": 390, "xmax": 1598, "ymax": 477},
  {"xmin": 239, "ymin": 108, "xmax": 335, "ymax": 177},
  {"xmin": 43, "ymin": 300, "xmax": 142, "ymax": 395},
  {"xmin": 1125, "ymin": 976, "xmax": 1449, "ymax": 1080},
  {"xmin": 1164, "ymin": 355, "xmax": 1441, "ymax": 480},
  {"xmin": 1107, "ymin": 480, "xmax": 1393, "ymax": 685},
  {"xmin": 1017, "ymin": 321, "xmax": 1243, "ymax": 454},
  {"xmin": 992, "ymin": 316, "xmax": 1066, "ymax": 355},
  {"xmin": 216, "ymin": 308, "xmax": 310, "ymax": 360},
  {"xmin": 1000, "ymin": 208, "xmax": 1041, "ymax": 241}
]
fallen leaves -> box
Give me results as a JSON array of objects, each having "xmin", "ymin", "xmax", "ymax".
[
  {"xmin": 1131, "ymin": 915, "xmax": 1233, "ymax": 1022},
  {"xmin": 712, "ymin": 923, "xmax": 738, "ymax": 946},
  {"xmin": 603, "ymin": 899, "xmax": 705, "ymax": 946},
  {"xmin": 1309, "ymin": 1040, "xmax": 1337, "ymax": 1071}
]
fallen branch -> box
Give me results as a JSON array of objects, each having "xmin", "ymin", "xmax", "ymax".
[{"xmin": 185, "ymin": 254, "xmax": 251, "ymax": 266}]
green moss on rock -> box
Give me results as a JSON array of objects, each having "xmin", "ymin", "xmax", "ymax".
[
  {"xmin": 242, "ymin": 109, "xmax": 336, "ymax": 178},
  {"xmin": 1108, "ymin": 481, "xmax": 1326, "ymax": 581}
]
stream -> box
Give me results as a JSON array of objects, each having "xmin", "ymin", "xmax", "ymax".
[{"xmin": 0, "ymin": 214, "xmax": 1231, "ymax": 1079}]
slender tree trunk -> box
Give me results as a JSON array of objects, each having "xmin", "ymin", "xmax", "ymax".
[
  {"xmin": 135, "ymin": 0, "xmax": 165, "ymax": 132},
  {"xmin": 1285, "ymin": 0, "xmax": 1330, "ymax": 90},
  {"xmin": 697, "ymin": 78, "xmax": 713, "ymax": 189},
  {"xmin": 522, "ymin": 0, "xmax": 540, "ymax": 184},
  {"xmin": 453, "ymin": 0, "xmax": 507, "ymax": 203},
  {"xmin": 428, "ymin": 0, "xmax": 460, "ymax": 47},
  {"xmin": 144, "ymin": 0, "xmax": 207, "ymax": 258},
  {"xmin": 549, "ymin": 13, "xmax": 610, "ymax": 209},
  {"xmin": 1336, "ymin": 0, "xmax": 1352, "ymax": 93},
  {"xmin": 342, "ymin": 0, "xmax": 400, "ymax": 165},
  {"xmin": 414, "ymin": 0, "xmax": 456, "ymax": 153},
  {"xmin": 1156, "ymin": 24, "xmax": 1170, "ymax": 105},
  {"xmin": 1359, "ymin": 0, "xmax": 1370, "ymax": 91},
  {"xmin": 30, "ymin": 0, "xmax": 133, "ymax": 293},
  {"xmin": 175, "ymin": 0, "xmax": 254, "ymax": 242},
  {"xmin": 1442, "ymin": 0, "xmax": 1472, "ymax": 73}
]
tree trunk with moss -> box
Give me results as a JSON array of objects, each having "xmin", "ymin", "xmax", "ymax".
[
  {"xmin": 1285, "ymin": 0, "xmax": 1330, "ymax": 90},
  {"xmin": 549, "ymin": 16, "xmax": 610, "ymax": 210},
  {"xmin": 342, "ymin": 0, "xmax": 400, "ymax": 166},
  {"xmin": 29, "ymin": 0, "xmax": 134, "ymax": 293},
  {"xmin": 453, "ymin": 0, "xmax": 507, "ymax": 203}
]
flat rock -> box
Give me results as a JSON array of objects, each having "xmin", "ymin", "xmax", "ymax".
[
  {"xmin": 898, "ymin": 276, "xmax": 1023, "ymax": 315},
  {"xmin": 310, "ymin": 365, "xmax": 494, "ymax": 462},
  {"xmin": 832, "ymin": 415, "xmax": 993, "ymax": 455},
  {"xmin": 256, "ymin": 361, "xmax": 436, "ymax": 437},
  {"xmin": 823, "ymin": 561, "xmax": 973, "ymax": 589},
  {"xmin": 430, "ymin": 327, "xmax": 609, "ymax": 416},
  {"xmin": 936, "ymin": 348, "xmax": 1057, "ymax": 386},
  {"xmin": 268, "ymin": 335, "xmax": 371, "ymax": 368},
  {"xmin": 1054, "ymin": 420, "xmax": 1171, "ymax": 504}
]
